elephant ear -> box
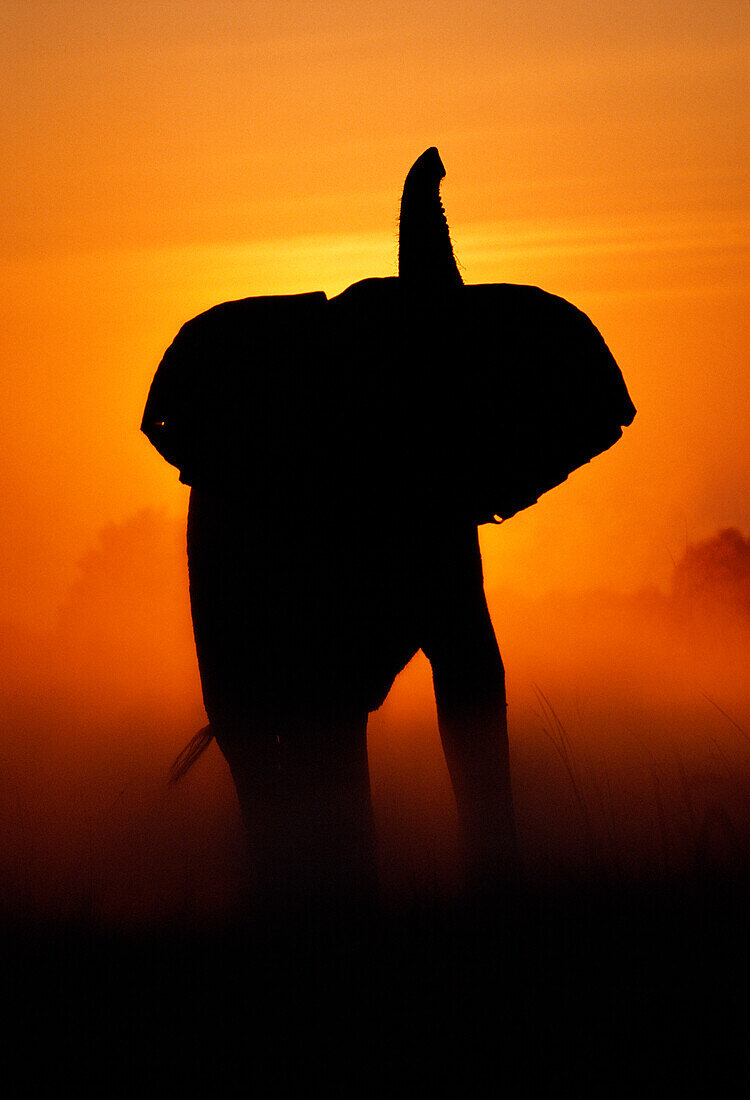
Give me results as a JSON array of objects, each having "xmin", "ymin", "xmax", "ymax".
[
  {"xmin": 141, "ymin": 292, "xmax": 329, "ymax": 489},
  {"xmin": 398, "ymin": 147, "xmax": 463, "ymax": 295},
  {"xmin": 454, "ymin": 284, "xmax": 637, "ymax": 523}
]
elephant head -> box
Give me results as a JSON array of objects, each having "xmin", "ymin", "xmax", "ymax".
[{"xmin": 142, "ymin": 149, "xmax": 635, "ymax": 524}]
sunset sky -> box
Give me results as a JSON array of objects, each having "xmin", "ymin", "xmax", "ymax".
[{"xmin": 2, "ymin": 0, "xmax": 747, "ymax": 628}]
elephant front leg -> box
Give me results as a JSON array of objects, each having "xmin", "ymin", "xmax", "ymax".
[
  {"xmin": 432, "ymin": 656, "xmax": 518, "ymax": 892},
  {"xmin": 215, "ymin": 712, "xmax": 379, "ymax": 919},
  {"xmin": 420, "ymin": 527, "xmax": 519, "ymax": 892},
  {"xmin": 424, "ymin": 582, "xmax": 519, "ymax": 892}
]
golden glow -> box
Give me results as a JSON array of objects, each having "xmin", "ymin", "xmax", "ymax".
[
  {"xmin": 0, "ymin": 2, "xmax": 747, "ymax": 917},
  {"xmin": 2, "ymin": 0, "xmax": 746, "ymax": 626}
]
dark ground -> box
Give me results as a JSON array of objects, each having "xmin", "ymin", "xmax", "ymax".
[{"xmin": 4, "ymin": 865, "xmax": 747, "ymax": 1097}]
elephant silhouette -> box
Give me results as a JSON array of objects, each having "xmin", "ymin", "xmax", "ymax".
[{"xmin": 142, "ymin": 148, "xmax": 635, "ymax": 910}]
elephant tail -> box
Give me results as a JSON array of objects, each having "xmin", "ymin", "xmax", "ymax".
[
  {"xmin": 399, "ymin": 147, "xmax": 463, "ymax": 293},
  {"xmin": 168, "ymin": 724, "xmax": 214, "ymax": 784}
]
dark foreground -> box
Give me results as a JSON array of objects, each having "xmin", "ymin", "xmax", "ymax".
[{"xmin": 3, "ymin": 869, "xmax": 748, "ymax": 1097}]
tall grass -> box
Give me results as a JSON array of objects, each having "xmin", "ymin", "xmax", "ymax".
[{"xmin": 1, "ymin": 687, "xmax": 749, "ymax": 928}]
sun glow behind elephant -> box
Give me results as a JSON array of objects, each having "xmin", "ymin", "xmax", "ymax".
[{"xmin": 0, "ymin": 0, "xmax": 746, "ymax": 918}]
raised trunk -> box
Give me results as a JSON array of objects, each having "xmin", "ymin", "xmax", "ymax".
[{"xmin": 398, "ymin": 147, "xmax": 464, "ymax": 293}]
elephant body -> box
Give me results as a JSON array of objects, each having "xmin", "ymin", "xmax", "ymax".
[{"xmin": 142, "ymin": 148, "xmax": 635, "ymax": 906}]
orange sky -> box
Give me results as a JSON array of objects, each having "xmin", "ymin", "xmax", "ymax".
[{"xmin": 1, "ymin": 0, "xmax": 747, "ymax": 628}]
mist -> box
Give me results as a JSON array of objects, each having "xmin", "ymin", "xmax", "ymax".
[{"xmin": 1, "ymin": 511, "xmax": 748, "ymax": 927}]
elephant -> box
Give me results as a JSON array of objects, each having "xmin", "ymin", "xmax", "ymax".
[{"xmin": 142, "ymin": 148, "xmax": 635, "ymax": 910}]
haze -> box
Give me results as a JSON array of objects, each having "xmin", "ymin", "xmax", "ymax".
[{"xmin": 0, "ymin": 2, "xmax": 747, "ymax": 921}]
